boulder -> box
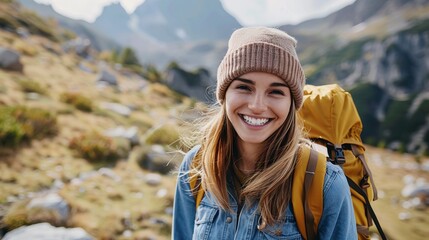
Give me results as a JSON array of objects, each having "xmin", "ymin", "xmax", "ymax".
[
  {"xmin": 96, "ymin": 70, "xmax": 118, "ymax": 86},
  {"xmin": 62, "ymin": 38, "xmax": 91, "ymax": 58},
  {"xmin": 0, "ymin": 47, "xmax": 23, "ymax": 72},
  {"xmin": 145, "ymin": 173, "xmax": 162, "ymax": 186},
  {"xmin": 104, "ymin": 126, "xmax": 140, "ymax": 146},
  {"xmin": 99, "ymin": 102, "xmax": 132, "ymax": 117},
  {"xmin": 27, "ymin": 192, "xmax": 69, "ymax": 224},
  {"xmin": 3, "ymin": 222, "xmax": 94, "ymax": 240},
  {"xmin": 138, "ymin": 146, "xmax": 175, "ymax": 175}
]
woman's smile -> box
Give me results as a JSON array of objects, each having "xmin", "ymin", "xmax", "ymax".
[{"xmin": 241, "ymin": 114, "xmax": 272, "ymax": 126}]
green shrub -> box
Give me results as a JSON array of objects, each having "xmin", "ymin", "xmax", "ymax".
[
  {"xmin": 60, "ymin": 92, "xmax": 93, "ymax": 112},
  {"xmin": 145, "ymin": 124, "xmax": 180, "ymax": 148},
  {"xmin": 69, "ymin": 132, "xmax": 119, "ymax": 163},
  {"xmin": 118, "ymin": 47, "xmax": 140, "ymax": 66},
  {"xmin": 18, "ymin": 79, "xmax": 46, "ymax": 95},
  {"xmin": 0, "ymin": 110, "xmax": 25, "ymax": 148},
  {"xmin": 143, "ymin": 64, "xmax": 162, "ymax": 83},
  {"xmin": 12, "ymin": 106, "xmax": 58, "ymax": 139},
  {"xmin": 0, "ymin": 106, "xmax": 57, "ymax": 147}
]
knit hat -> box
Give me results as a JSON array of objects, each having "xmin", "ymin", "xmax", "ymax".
[{"xmin": 216, "ymin": 27, "xmax": 305, "ymax": 109}]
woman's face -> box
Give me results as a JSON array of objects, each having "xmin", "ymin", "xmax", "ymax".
[{"xmin": 225, "ymin": 72, "xmax": 292, "ymax": 146}]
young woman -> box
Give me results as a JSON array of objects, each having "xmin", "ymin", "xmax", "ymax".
[{"xmin": 172, "ymin": 27, "xmax": 357, "ymax": 240}]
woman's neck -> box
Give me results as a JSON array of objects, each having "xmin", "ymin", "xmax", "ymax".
[{"xmin": 237, "ymin": 141, "xmax": 264, "ymax": 172}]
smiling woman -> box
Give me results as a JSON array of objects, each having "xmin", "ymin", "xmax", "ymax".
[{"xmin": 172, "ymin": 27, "xmax": 358, "ymax": 240}]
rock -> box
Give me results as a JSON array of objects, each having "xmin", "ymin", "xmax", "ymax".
[
  {"xmin": 27, "ymin": 193, "xmax": 69, "ymax": 223},
  {"xmin": 79, "ymin": 62, "xmax": 93, "ymax": 73},
  {"xmin": 164, "ymin": 67, "xmax": 215, "ymax": 103},
  {"xmin": 25, "ymin": 92, "xmax": 40, "ymax": 100},
  {"xmin": 96, "ymin": 70, "xmax": 117, "ymax": 86},
  {"xmin": 104, "ymin": 126, "xmax": 140, "ymax": 146},
  {"xmin": 145, "ymin": 173, "xmax": 162, "ymax": 186},
  {"xmin": 156, "ymin": 188, "xmax": 168, "ymax": 198},
  {"xmin": 149, "ymin": 217, "xmax": 168, "ymax": 225},
  {"xmin": 3, "ymin": 222, "xmax": 94, "ymax": 240},
  {"xmin": 138, "ymin": 149, "xmax": 175, "ymax": 175},
  {"xmin": 99, "ymin": 102, "xmax": 131, "ymax": 116},
  {"xmin": 16, "ymin": 27, "xmax": 30, "ymax": 38},
  {"xmin": 0, "ymin": 47, "xmax": 23, "ymax": 72},
  {"xmin": 122, "ymin": 230, "xmax": 132, "ymax": 238},
  {"xmin": 165, "ymin": 207, "xmax": 173, "ymax": 215},
  {"xmin": 398, "ymin": 212, "xmax": 411, "ymax": 221},
  {"xmin": 63, "ymin": 38, "xmax": 91, "ymax": 58},
  {"xmin": 402, "ymin": 184, "xmax": 429, "ymax": 199},
  {"xmin": 98, "ymin": 168, "xmax": 121, "ymax": 182}
]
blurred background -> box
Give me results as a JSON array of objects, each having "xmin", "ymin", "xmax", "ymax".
[{"xmin": 0, "ymin": 0, "xmax": 428, "ymax": 239}]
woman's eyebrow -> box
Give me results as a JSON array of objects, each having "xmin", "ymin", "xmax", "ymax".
[
  {"xmin": 270, "ymin": 82, "xmax": 289, "ymax": 88},
  {"xmin": 234, "ymin": 77, "xmax": 254, "ymax": 84},
  {"xmin": 234, "ymin": 77, "xmax": 288, "ymax": 88}
]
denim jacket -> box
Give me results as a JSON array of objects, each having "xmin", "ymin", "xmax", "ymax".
[{"xmin": 172, "ymin": 146, "xmax": 357, "ymax": 240}]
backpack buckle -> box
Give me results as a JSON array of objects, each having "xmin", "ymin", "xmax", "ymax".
[
  {"xmin": 326, "ymin": 143, "xmax": 346, "ymax": 165},
  {"xmin": 333, "ymin": 147, "xmax": 346, "ymax": 165},
  {"xmin": 360, "ymin": 175, "xmax": 370, "ymax": 189}
]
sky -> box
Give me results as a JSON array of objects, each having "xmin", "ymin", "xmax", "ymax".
[{"xmin": 34, "ymin": 0, "xmax": 356, "ymax": 26}]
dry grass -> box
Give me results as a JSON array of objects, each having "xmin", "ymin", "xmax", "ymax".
[
  {"xmin": 365, "ymin": 146, "xmax": 429, "ymax": 240},
  {"xmin": 0, "ymin": 28, "xmax": 192, "ymax": 239}
]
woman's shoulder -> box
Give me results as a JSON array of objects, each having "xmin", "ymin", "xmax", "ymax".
[
  {"xmin": 298, "ymin": 144, "xmax": 347, "ymax": 191},
  {"xmin": 323, "ymin": 161, "xmax": 348, "ymax": 195},
  {"xmin": 178, "ymin": 145, "xmax": 201, "ymax": 172}
]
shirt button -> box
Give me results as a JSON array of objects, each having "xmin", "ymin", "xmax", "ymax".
[{"xmin": 226, "ymin": 217, "xmax": 232, "ymax": 223}]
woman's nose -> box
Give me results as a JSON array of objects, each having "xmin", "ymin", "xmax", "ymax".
[{"xmin": 248, "ymin": 93, "xmax": 267, "ymax": 113}]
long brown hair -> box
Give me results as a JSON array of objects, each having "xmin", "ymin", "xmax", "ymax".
[{"xmin": 184, "ymin": 100, "xmax": 305, "ymax": 225}]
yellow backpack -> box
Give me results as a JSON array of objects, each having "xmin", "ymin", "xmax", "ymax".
[
  {"xmin": 189, "ymin": 84, "xmax": 386, "ymax": 240},
  {"xmin": 297, "ymin": 84, "xmax": 386, "ymax": 240}
]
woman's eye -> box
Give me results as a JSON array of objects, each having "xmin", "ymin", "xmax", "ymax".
[
  {"xmin": 236, "ymin": 85, "xmax": 251, "ymax": 91},
  {"xmin": 270, "ymin": 90, "xmax": 284, "ymax": 95}
]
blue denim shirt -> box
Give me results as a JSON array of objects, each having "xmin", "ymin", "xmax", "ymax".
[{"xmin": 172, "ymin": 146, "xmax": 357, "ymax": 240}]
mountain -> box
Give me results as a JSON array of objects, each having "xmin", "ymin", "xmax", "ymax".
[
  {"xmin": 280, "ymin": 0, "xmax": 427, "ymax": 37},
  {"xmin": 17, "ymin": 0, "xmax": 120, "ymax": 51},
  {"xmin": 132, "ymin": 0, "xmax": 241, "ymax": 43},
  {"xmin": 269, "ymin": 0, "xmax": 429, "ymax": 155},
  {"xmin": 92, "ymin": 3, "xmax": 131, "ymax": 38}
]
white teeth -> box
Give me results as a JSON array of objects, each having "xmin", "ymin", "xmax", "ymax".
[{"xmin": 243, "ymin": 115, "xmax": 269, "ymax": 126}]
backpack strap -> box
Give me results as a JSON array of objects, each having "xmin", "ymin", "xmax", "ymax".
[
  {"xmin": 346, "ymin": 177, "xmax": 387, "ymax": 240},
  {"xmin": 188, "ymin": 149, "xmax": 205, "ymax": 209},
  {"xmin": 292, "ymin": 146, "xmax": 326, "ymax": 240},
  {"xmin": 189, "ymin": 172, "xmax": 204, "ymax": 208},
  {"xmin": 351, "ymin": 145, "xmax": 378, "ymax": 201},
  {"xmin": 304, "ymin": 149, "xmax": 318, "ymax": 240}
]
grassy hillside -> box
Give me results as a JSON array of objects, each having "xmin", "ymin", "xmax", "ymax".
[
  {"xmin": 0, "ymin": 13, "xmax": 201, "ymax": 238},
  {"xmin": 366, "ymin": 146, "xmax": 429, "ymax": 240}
]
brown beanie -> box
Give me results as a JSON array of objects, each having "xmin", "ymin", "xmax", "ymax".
[{"xmin": 216, "ymin": 27, "xmax": 305, "ymax": 109}]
